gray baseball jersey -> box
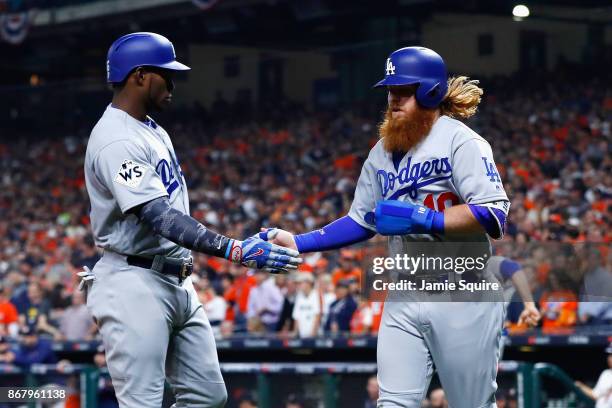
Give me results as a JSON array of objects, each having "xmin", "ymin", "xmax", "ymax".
[
  {"xmin": 85, "ymin": 104, "xmax": 189, "ymax": 258},
  {"xmin": 349, "ymin": 115, "xmax": 509, "ymax": 246},
  {"xmin": 350, "ymin": 115, "xmax": 510, "ymax": 408}
]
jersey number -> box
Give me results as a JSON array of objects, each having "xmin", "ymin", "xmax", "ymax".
[{"xmin": 423, "ymin": 192, "xmax": 459, "ymax": 211}]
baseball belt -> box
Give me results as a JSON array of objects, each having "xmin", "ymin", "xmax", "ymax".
[{"xmin": 126, "ymin": 254, "xmax": 193, "ymax": 282}]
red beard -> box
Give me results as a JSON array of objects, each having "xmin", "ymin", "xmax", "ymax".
[{"xmin": 378, "ymin": 105, "xmax": 437, "ymax": 153}]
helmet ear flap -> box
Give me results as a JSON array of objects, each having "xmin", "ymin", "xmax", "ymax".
[{"xmin": 415, "ymin": 79, "xmax": 447, "ymax": 108}]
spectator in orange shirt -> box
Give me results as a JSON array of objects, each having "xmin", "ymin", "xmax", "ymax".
[
  {"xmin": 369, "ymin": 301, "xmax": 384, "ymax": 334},
  {"xmin": 350, "ymin": 295, "xmax": 372, "ymax": 335},
  {"xmin": 332, "ymin": 250, "xmax": 363, "ymax": 290},
  {"xmin": 0, "ymin": 284, "xmax": 18, "ymax": 337},
  {"xmin": 540, "ymin": 271, "xmax": 578, "ymax": 331},
  {"xmin": 223, "ymin": 265, "xmax": 257, "ymax": 332}
]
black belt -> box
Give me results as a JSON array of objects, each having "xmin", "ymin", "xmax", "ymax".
[{"xmin": 126, "ymin": 255, "xmax": 193, "ymax": 281}]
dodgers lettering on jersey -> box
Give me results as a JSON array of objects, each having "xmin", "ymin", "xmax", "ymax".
[
  {"xmin": 348, "ymin": 115, "xmax": 510, "ymax": 264},
  {"xmin": 84, "ymin": 105, "xmax": 190, "ymax": 258},
  {"xmin": 377, "ymin": 156, "xmax": 453, "ymax": 200}
]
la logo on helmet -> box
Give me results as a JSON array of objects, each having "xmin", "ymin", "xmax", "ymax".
[{"xmin": 386, "ymin": 58, "xmax": 395, "ymax": 76}]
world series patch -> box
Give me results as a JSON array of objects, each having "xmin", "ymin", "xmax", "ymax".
[{"xmin": 114, "ymin": 160, "xmax": 147, "ymax": 188}]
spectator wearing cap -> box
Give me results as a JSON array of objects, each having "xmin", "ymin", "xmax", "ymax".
[
  {"xmin": 292, "ymin": 273, "xmax": 321, "ymax": 338},
  {"xmin": 0, "ymin": 284, "xmax": 18, "ymax": 338},
  {"xmin": 324, "ymin": 280, "xmax": 357, "ymax": 335},
  {"xmin": 332, "ymin": 250, "xmax": 363, "ymax": 289},
  {"xmin": 59, "ymin": 290, "xmax": 96, "ymax": 341},
  {"xmin": 575, "ymin": 343, "xmax": 612, "ymax": 407},
  {"xmin": 12, "ymin": 325, "xmax": 58, "ymax": 368},
  {"xmin": 246, "ymin": 270, "xmax": 284, "ymax": 333}
]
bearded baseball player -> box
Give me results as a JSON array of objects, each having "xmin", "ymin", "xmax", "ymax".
[
  {"xmin": 265, "ymin": 46, "xmax": 511, "ymax": 407},
  {"xmin": 82, "ymin": 32, "xmax": 301, "ymax": 408}
]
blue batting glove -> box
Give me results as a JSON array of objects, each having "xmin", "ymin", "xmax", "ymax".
[
  {"xmin": 374, "ymin": 200, "xmax": 444, "ymax": 236},
  {"xmin": 226, "ymin": 236, "xmax": 302, "ymax": 274}
]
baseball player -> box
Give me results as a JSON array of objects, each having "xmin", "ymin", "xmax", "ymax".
[
  {"xmin": 487, "ymin": 255, "xmax": 541, "ymax": 359},
  {"xmin": 82, "ymin": 32, "xmax": 301, "ymax": 408},
  {"xmin": 487, "ymin": 255, "xmax": 541, "ymax": 328},
  {"xmin": 265, "ymin": 47, "xmax": 511, "ymax": 407}
]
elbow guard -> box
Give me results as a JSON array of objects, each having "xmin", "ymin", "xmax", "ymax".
[{"xmin": 468, "ymin": 201, "xmax": 510, "ymax": 240}]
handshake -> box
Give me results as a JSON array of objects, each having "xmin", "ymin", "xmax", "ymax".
[
  {"xmin": 226, "ymin": 200, "xmax": 442, "ymax": 274},
  {"xmin": 227, "ymin": 229, "xmax": 300, "ymax": 274}
]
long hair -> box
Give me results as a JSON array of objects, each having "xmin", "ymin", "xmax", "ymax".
[{"xmin": 439, "ymin": 76, "xmax": 483, "ymax": 120}]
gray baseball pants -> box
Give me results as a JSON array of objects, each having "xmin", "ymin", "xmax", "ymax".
[
  {"xmin": 377, "ymin": 300, "xmax": 505, "ymax": 408},
  {"xmin": 84, "ymin": 251, "xmax": 227, "ymax": 408}
]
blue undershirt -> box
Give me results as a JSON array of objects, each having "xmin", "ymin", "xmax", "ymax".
[{"xmin": 294, "ymin": 216, "xmax": 375, "ymax": 253}]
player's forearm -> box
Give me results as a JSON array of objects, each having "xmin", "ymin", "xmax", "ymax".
[
  {"xmin": 139, "ymin": 197, "xmax": 232, "ymax": 258},
  {"xmin": 510, "ymin": 270, "xmax": 534, "ymax": 303},
  {"xmin": 442, "ymin": 204, "xmax": 485, "ymax": 234},
  {"xmin": 294, "ymin": 216, "xmax": 376, "ymax": 253}
]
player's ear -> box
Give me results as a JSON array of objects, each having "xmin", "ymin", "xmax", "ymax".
[{"xmin": 134, "ymin": 67, "xmax": 147, "ymax": 86}]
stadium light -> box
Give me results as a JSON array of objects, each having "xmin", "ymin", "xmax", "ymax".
[{"xmin": 512, "ymin": 4, "xmax": 530, "ymax": 19}]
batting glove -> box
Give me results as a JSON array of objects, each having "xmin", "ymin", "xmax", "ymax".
[
  {"xmin": 226, "ymin": 236, "xmax": 302, "ymax": 274},
  {"xmin": 369, "ymin": 200, "xmax": 444, "ymax": 236}
]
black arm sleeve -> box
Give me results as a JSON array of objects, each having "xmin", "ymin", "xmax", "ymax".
[{"xmin": 138, "ymin": 197, "xmax": 232, "ymax": 258}]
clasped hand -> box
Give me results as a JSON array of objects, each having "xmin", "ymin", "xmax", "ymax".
[{"xmin": 232, "ymin": 232, "xmax": 301, "ymax": 274}]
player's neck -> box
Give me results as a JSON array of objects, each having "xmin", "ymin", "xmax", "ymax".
[{"xmin": 111, "ymin": 94, "xmax": 148, "ymax": 122}]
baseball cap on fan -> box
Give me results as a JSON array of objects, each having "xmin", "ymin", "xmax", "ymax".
[{"xmin": 606, "ymin": 343, "xmax": 612, "ymax": 354}]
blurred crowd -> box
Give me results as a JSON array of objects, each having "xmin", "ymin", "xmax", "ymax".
[{"xmin": 0, "ymin": 68, "xmax": 610, "ymax": 347}]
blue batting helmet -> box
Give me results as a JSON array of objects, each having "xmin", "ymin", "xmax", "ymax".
[
  {"xmin": 373, "ymin": 46, "xmax": 448, "ymax": 109},
  {"xmin": 106, "ymin": 32, "xmax": 190, "ymax": 83}
]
